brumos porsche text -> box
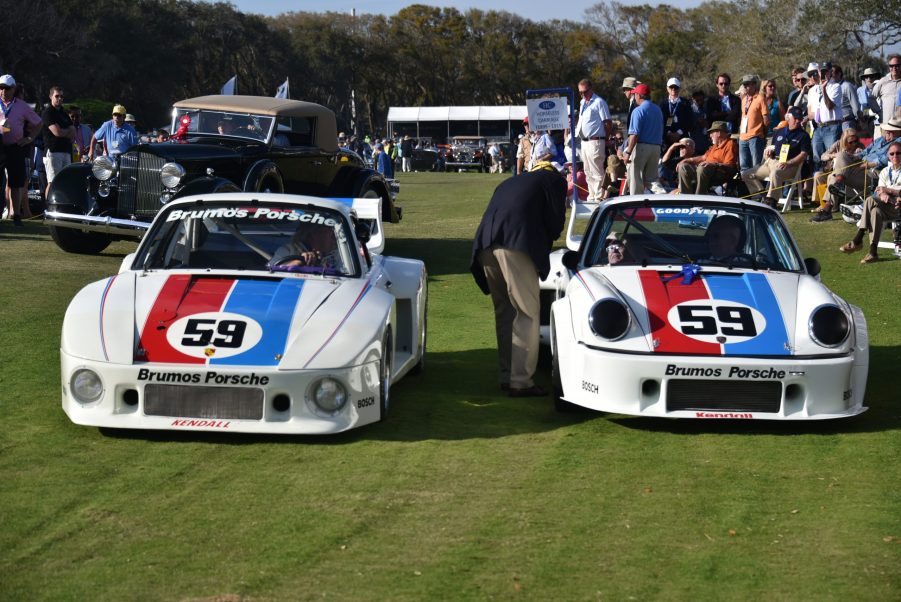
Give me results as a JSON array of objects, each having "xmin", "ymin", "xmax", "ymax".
[
  {"xmin": 665, "ymin": 364, "xmax": 786, "ymax": 379},
  {"xmin": 137, "ymin": 368, "xmax": 269, "ymax": 386},
  {"xmin": 166, "ymin": 207, "xmax": 338, "ymax": 226}
]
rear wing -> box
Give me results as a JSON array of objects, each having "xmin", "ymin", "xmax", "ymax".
[
  {"xmin": 331, "ymin": 197, "xmax": 385, "ymax": 255},
  {"xmin": 564, "ymin": 200, "xmax": 601, "ymax": 251}
]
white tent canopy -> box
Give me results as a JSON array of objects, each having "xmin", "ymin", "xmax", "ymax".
[{"xmin": 387, "ymin": 105, "xmax": 528, "ymax": 140}]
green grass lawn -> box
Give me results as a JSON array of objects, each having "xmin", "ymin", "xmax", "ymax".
[{"xmin": 1, "ymin": 173, "xmax": 899, "ymax": 601}]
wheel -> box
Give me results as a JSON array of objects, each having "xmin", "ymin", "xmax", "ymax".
[
  {"xmin": 551, "ymin": 326, "xmax": 579, "ymax": 413},
  {"xmin": 49, "ymin": 225, "xmax": 111, "ymax": 254},
  {"xmin": 411, "ymin": 282, "xmax": 428, "ymax": 375},
  {"xmin": 378, "ymin": 329, "xmax": 392, "ymax": 421},
  {"xmin": 258, "ymin": 174, "xmax": 283, "ymax": 194}
]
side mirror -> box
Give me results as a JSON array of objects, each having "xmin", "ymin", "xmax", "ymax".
[
  {"xmin": 355, "ymin": 221, "xmax": 372, "ymax": 244},
  {"xmin": 804, "ymin": 257, "xmax": 821, "ymax": 277},
  {"xmin": 562, "ymin": 250, "xmax": 580, "ymax": 271}
]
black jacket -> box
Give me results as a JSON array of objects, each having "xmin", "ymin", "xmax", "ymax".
[
  {"xmin": 470, "ymin": 169, "xmax": 567, "ymax": 294},
  {"xmin": 705, "ymin": 93, "xmax": 741, "ymax": 133}
]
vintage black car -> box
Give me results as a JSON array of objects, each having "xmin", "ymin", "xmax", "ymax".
[
  {"xmin": 45, "ymin": 96, "xmax": 401, "ymax": 253},
  {"xmin": 396, "ymin": 138, "xmax": 445, "ymax": 172},
  {"xmin": 444, "ymin": 136, "xmax": 489, "ymax": 172}
]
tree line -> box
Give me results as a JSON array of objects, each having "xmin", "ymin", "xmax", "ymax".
[{"xmin": 0, "ymin": 0, "xmax": 895, "ymax": 133}]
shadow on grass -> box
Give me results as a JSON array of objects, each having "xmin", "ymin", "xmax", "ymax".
[
  {"xmin": 608, "ymin": 344, "xmax": 900, "ymax": 436},
  {"xmin": 98, "ymin": 347, "xmax": 590, "ymax": 445},
  {"xmin": 385, "ymin": 237, "xmax": 472, "ymax": 277}
]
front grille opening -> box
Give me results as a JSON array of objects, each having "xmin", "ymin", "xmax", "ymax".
[
  {"xmin": 666, "ymin": 379, "xmax": 781, "ymax": 413},
  {"xmin": 144, "ymin": 384, "xmax": 264, "ymax": 420}
]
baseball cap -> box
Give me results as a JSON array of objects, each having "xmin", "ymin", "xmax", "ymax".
[
  {"xmin": 667, "ymin": 77, "xmax": 681, "ymax": 88},
  {"xmin": 819, "ymin": 61, "xmax": 833, "ymax": 71},
  {"xmin": 522, "ymin": 117, "xmax": 529, "ymax": 124},
  {"xmin": 633, "ymin": 83, "xmax": 650, "ymax": 96},
  {"xmin": 786, "ymin": 106, "xmax": 804, "ymax": 119},
  {"xmin": 374, "ymin": 142, "xmax": 384, "ymax": 150},
  {"xmin": 112, "ymin": 104, "xmax": 127, "ymax": 116},
  {"xmin": 0, "ymin": 74, "xmax": 15, "ymax": 87}
]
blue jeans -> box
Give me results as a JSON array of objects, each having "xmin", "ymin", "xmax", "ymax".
[
  {"xmin": 739, "ymin": 137, "xmax": 765, "ymax": 171},
  {"xmin": 812, "ymin": 123, "xmax": 841, "ymax": 169}
]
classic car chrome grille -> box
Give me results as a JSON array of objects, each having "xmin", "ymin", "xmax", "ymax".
[
  {"xmin": 666, "ymin": 380, "xmax": 781, "ymax": 413},
  {"xmin": 144, "ymin": 384, "xmax": 264, "ymax": 420},
  {"xmin": 118, "ymin": 152, "xmax": 166, "ymax": 219}
]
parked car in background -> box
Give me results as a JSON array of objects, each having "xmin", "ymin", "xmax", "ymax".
[
  {"xmin": 396, "ymin": 137, "xmax": 445, "ymax": 172},
  {"xmin": 444, "ymin": 136, "xmax": 489, "ymax": 172},
  {"xmin": 45, "ymin": 95, "xmax": 401, "ymax": 254},
  {"xmin": 60, "ymin": 193, "xmax": 427, "ymax": 434}
]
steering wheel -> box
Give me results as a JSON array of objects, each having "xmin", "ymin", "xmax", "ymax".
[{"xmin": 272, "ymin": 251, "xmax": 320, "ymax": 267}]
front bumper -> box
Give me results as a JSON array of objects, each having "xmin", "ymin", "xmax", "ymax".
[
  {"xmin": 44, "ymin": 210, "xmax": 149, "ymax": 238},
  {"xmin": 61, "ymin": 351, "xmax": 382, "ymax": 434},
  {"xmin": 555, "ymin": 342, "xmax": 868, "ymax": 420}
]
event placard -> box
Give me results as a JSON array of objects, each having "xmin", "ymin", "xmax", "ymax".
[{"xmin": 526, "ymin": 97, "xmax": 569, "ymax": 131}]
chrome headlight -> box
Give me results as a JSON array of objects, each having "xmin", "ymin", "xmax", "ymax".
[
  {"xmin": 92, "ymin": 156, "xmax": 115, "ymax": 181},
  {"xmin": 160, "ymin": 162, "xmax": 186, "ymax": 189},
  {"xmin": 809, "ymin": 304, "xmax": 850, "ymax": 347},
  {"xmin": 588, "ymin": 298, "xmax": 631, "ymax": 341},
  {"xmin": 70, "ymin": 368, "xmax": 104, "ymax": 404},
  {"xmin": 307, "ymin": 377, "xmax": 348, "ymax": 413}
]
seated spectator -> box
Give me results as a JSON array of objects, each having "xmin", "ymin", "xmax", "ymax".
[
  {"xmin": 857, "ymin": 116, "xmax": 901, "ymax": 172},
  {"xmin": 839, "ymin": 140, "xmax": 901, "ymax": 263},
  {"xmin": 659, "ymin": 137, "xmax": 695, "ymax": 189},
  {"xmin": 741, "ymin": 107, "xmax": 811, "ymax": 207},
  {"xmin": 810, "ymin": 128, "xmax": 867, "ymax": 222},
  {"xmin": 676, "ymin": 121, "xmax": 739, "ymax": 194},
  {"xmin": 566, "ymin": 162, "xmax": 588, "ymax": 202}
]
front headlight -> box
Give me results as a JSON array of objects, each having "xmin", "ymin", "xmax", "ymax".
[
  {"xmin": 160, "ymin": 162, "xmax": 186, "ymax": 189},
  {"xmin": 70, "ymin": 368, "xmax": 104, "ymax": 404},
  {"xmin": 92, "ymin": 156, "xmax": 115, "ymax": 181},
  {"xmin": 588, "ymin": 298, "xmax": 631, "ymax": 341},
  {"xmin": 809, "ymin": 304, "xmax": 850, "ymax": 347},
  {"xmin": 307, "ymin": 377, "xmax": 348, "ymax": 413}
]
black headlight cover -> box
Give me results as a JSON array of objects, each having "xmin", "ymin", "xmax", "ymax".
[
  {"xmin": 809, "ymin": 304, "xmax": 850, "ymax": 347},
  {"xmin": 588, "ymin": 298, "xmax": 631, "ymax": 340}
]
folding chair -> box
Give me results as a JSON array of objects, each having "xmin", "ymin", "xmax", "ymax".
[{"xmin": 778, "ymin": 162, "xmax": 805, "ymax": 212}]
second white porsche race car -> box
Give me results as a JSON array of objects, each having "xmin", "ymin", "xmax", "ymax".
[{"xmin": 542, "ymin": 195, "xmax": 868, "ymax": 420}]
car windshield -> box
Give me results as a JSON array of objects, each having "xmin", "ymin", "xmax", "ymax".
[
  {"xmin": 172, "ymin": 108, "xmax": 275, "ymax": 143},
  {"xmin": 584, "ymin": 202, "xmax": 803, "ymax": 272},
  {"xmin": 135, "ymin": 202, "xmax": 360, "ymax": 277}
]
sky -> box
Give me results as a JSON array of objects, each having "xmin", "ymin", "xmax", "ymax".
[{"xmin": 213, "ymin": 0, "xmax": 704, "ymax": 21}]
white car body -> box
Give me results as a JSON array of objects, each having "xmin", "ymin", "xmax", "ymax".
[
  {"xmin": 61, "ymin": 193, "xmax": 426, "ymax": 434},
  {"xmin": 543, "ymin": 195, "xmax": 868, "ymax": 420}
]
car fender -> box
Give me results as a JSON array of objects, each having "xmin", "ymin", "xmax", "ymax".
[
  {"xmin": 327, "ymin": 168, "xmax": 399, "ymax": 223},
  {"xmin": 243, "ymin": 160, "xmax": 284, "ymax": 193},
  {"xmin": 172, "ymin": 176, "xmax": 241, "ymax": 200},
  {"xmin": 47, "ymin": 162, "xmax": 94, "ymax": 214},
  {"xmin": 280, "ymin": 278, "xmax": 394, "ymax": 371},
  {"xmin": 62, "ymin": 273, "xmax": 137, "ymax": 364}
]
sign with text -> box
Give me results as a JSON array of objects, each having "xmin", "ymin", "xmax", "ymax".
[{"xmin": 526, "ymin": 97, "xmax": 569, "ymax": 131}]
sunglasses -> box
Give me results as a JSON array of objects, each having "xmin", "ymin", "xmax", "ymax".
[
  {"xmin": 112, "ymin": 113, "xmax": 124, "ymax": 117},
  {"xmin": 668, "ymin": 85, "xmax": 680, "ymax": 89},
  {"xmin": 889, "ymin": 152, "xmax": 901, "ymax": 156},
  {"xmin": 607, "ymin": 243, "xmax": 624, "ymax": 252},
  {"xmin": 0, "ymin": 86, "xmax": 9, "ymax": 90},
  {"xmin": 717, "ymin": 81, "xmax": 730, "ymax": 85},
  {"xmin": 53, "ymin": 94, "xmax": 63, "ymax": 98},
  {"xmin": 889, "ymin": 64, "xmax": 901, "ymax": 69}
]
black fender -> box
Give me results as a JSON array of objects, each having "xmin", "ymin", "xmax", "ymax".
[
  {"xmin": 243, "ymin": 160, "xmax": 284, "ymax": 193},
  {"xmin": 327, "ymin": 167, "xmax": 399, "ymax": 223},
  {"xmin": 47, "ymin": 162, "xmax": 94, "ymax": 214},
  {"xmin": 172, "ymin": 176, "xmax": 241, "ymax": 200}
]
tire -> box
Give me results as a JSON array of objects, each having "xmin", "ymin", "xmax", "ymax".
[
  {"xmin": 378, "ymin": 329, "xmax": 392, "ymax": 421},
  {"xmin": 258, "ymin": 174, "xmax": 283, "ymax": 194},
  {"xmin": 551, "ymin": 324, "xmax": 579, "ymax": 413},
  {"xmin": 411, "ymin": 282, "xmax": 428, "ymax": 375},
  {"xmin": 49, "ymin": 225, "xmax": 111, "ymax": 254}
]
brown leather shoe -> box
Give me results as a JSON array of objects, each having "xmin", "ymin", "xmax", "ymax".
[
  {"xmin": 839, "ymin": 241, "xmax": 862, "ymax": 253},
  {"xmin": 860, "ymin": 253, "xmax": 878, "ymax": 264}
]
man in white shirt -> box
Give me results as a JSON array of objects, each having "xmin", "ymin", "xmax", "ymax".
[
  {"xmin": 870, "ymin": 54, "xmax": 901, "ymax": 136},
  {"xmin": 806, "ymin": 61, "xmax": 842, "ymax": 170},
  {"xmin": 575, "ymin": 78, "xmax": 612, "ymax": 201}
]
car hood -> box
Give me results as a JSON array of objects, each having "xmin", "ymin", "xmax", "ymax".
[
  {"xmin": 62, "ymin": 271, "xmax": 383, "ymax": 368},
  {"xmin": 135, "ymin": 140, "xmax": 262, "ymax": 162},
  {"xmin": 565, "ymin": 267, "xmax": 843, "ymax": 356}
]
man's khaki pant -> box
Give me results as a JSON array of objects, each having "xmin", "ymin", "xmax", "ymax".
[
  {"xmin": 859, "ymin": 196, "xmax": 901, "ymax": 246},
  {"xmin": 479, "ymin": 246, "xmax": 540, "ymax": 389}
]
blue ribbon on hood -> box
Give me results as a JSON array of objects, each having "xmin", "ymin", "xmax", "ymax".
[{"xmin": 662, "ymin": 263, "xmax": 701, "ymax": 285}]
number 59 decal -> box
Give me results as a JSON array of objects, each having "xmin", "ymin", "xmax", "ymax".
[
  {"xmin": 667, "ymin": 301, "xmax": 766, "ymax": 344},
  {"xmin": 166, "ymin": 312, "xmax": 264, "ymax": 359}
]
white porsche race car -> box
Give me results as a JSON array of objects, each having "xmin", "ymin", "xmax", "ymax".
[
  {"xmin": 61, "ymin": 193, "xmax": 427, "ymax": 434},
  {"xmin": 542, "ymin": 195, "xmax": 868, "ymax": 420}
]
